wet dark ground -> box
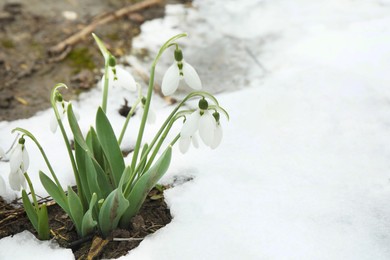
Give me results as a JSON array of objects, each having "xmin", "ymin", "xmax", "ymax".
[{"xmin": 0, "ymin": 0, "xmax": 190, "ymax": 121}]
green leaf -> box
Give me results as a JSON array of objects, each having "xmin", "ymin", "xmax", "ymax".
[
  {"xmin": 67, "ymin": 104, "xmax": 89, "ymax": 152},
  {"xmin": 37, "ymin": 204, "xmax": 50, "ymax": 240},
  {"xmin": 87, "ymin": 128, "xmax": 105, "ymax": 167},
  {"xmin": 98, "ymin": 187, "xmax": 129, "ymax": 237},
  {"xmin": 21, "ymin": 190, "xmax": 38, "ymax": 231},
  {"xmin": 39, "ymin": 171, "xmax": 69, "ymax": 215},
  {"xmin": 96, "ymin": 107, "xmax": 125, "ymax": 187},
  {"xmin": 119, "ymin": 147, "xmax": 171, "ymax": 228},
  {"xmin": 67, "ymin": 186, "xmax": 84, "ymax": 236},
  {"xmin": 81, "ymin": 193, "xmax": 98, "ymax": 237},
  {"xmin": 74, "ymin": 141, "xmax": 92, "ymax": 202},
  {"xmin": 91, "ymin": 158, "xmax": 113, "ymax": 198},
  {"xmin": 92, "ymin": 33, "xmax": 110, "ymax": 60}
]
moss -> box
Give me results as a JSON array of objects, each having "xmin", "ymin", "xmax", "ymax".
[
  {"xmin": 1, "ymin": 38, "xmax": 15, "ymax": 49},
  {"xmin": 66, "ymin": 47, "xmax": 96, "ymax": 73}
]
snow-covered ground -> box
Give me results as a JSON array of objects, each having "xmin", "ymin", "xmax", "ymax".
[{"xmin": 2, "ymin": 0, "xmax": 390, "ymax": 259}]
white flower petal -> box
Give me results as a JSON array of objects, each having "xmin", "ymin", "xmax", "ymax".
[
  {"xmin": 161, "ymin": 63, "xmax": 180, "ymax": 96},
  {"xmin": 147, "ymin": 107, "xmax": 156, "ymax": 124},
  {"xmin": 115, "ymin": 67, "xmax": 137, "ymax": 91},
  {"xmin": 191, "ymin": 134, "xmax": 199, "ymax": 149},
  {"xmin": 9, "ymin": 169, "xmax": 25, "ymax": 191},
  {"xmin": 179, "ymin": 136, "xmax": 191, "ymax": 154},
  {"xmin": 181, "ymin": 110, "xmax": 201, "ymax": 138},
  {"xmin": 182, "ymin": 61, "xmax": 202, "ymax": 90},
  {"xmin": 9, "ymin": 145, "xmax": 22, "ymax": 175},
  {"xmin": 22, "ymin": 147, "xmax": 29, "ymax": 172},
  {"xmin": 199, "ymin": 111, "xmax": 215, "ymax": 146},
  {"xmin": 50, "ymin": 114, "xmax": 58, "ymax": 133},
  {"xmin": 211, "ymin": 124, "xmax": 223, "ymax": 149},
  {"xmin": 0, "ymin": 146, "xmax": 5, "ymax": 158}
]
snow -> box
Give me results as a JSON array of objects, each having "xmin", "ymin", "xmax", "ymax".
[
  {"xmin": 0, "ymin": 231, "xmax": 73, "ymax": 259},
  {"xmin": 2, "ymin": 0, "xmax": 390, "ymax": 259}
]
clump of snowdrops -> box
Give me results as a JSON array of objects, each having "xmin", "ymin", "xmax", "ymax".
[{"xmin": 4, "ymin": 33, "xmax": 229, "ymax": 240}]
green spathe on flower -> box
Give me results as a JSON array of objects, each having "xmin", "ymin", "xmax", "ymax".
[
  {"xmin": 161, "ymin": 48, "xmax": 202, "ymax": 96},
  {"xmin": 9, "ymin": 137, "xmax": 29, "ymax": 191}
]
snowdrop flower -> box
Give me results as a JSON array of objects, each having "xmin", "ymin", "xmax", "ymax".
[
  {"xmin": 179, "ymin": 133, "xmax": 199, "ymax": 154},
  {"xmin": 161, "ymin": 48, "xmax": 201, "ymax": 96},
  {"xmin": 50, "ymin": 97, "xmax": 79, "ymax": 133},
  {"xmin": 210, "ymin": 112, "xmax": 223, "ymax": 149},
  {"xmin": 102, "ymin": 66, "xmax": 137, "ymax": 91},
  {"xmin": 180, "ymin": 99, "xmax": 223, "ymax": 152},
  {"xmin": 9, "ymin": 137, "xmax": 29, "ymax": 191}
]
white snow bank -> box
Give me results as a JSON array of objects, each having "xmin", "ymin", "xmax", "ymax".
[{"xmin": 0, "ymin": 231, "xmax": 73, "ymax": 260}]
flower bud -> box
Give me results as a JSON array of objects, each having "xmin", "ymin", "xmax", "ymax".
[
  {"xmin": 198, "ymin": 98, "xmax": 208, "ymax": 110},
  {"xmin": 108, "ymin": 55, "xmax": 116, "ymax": 67},
  {"xmin": 213, "ymin": 111, "xmax": 220, "ymax": 123},
  {"xmin": 18, "ymin": 137, "xmax": 25, "ymax": 145},
  {"xmin": 55, "ymin": 92, "xmax": 63, "ymax": 102},
  {"xmin": 174, "ymin": 48, "xmax": 183, "ymax": 62}
]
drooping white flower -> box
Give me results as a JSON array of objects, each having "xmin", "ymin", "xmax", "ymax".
[
  {"xmin": 102, "ymin": 66, "xmax": 137, "ymax": 91},
  {"xmin": 180, "ymin": 110, "xmax": 216, "ymax": 148},
  {"xmin": 9, "ymin": 140, "xmax": 29, "ymax": 191},
  {"xmin": 210, "ymin": 123, "xmax": 223, "ymax": 149},
  {"xmin": 161, "ymin": 49, "xmax": 201, "ymax": 96},
  {"xmin": 178, "ymin": 98, "xmax": 225, "ymax": 152},
  {"xmin": 198, "ymin": 110, "xmax": 216, "ymax": 147},
  {"xmin": 179, "ymin": 134, "xmax": 199, "ymax": 154},
  {"xmin": 50, "ymin": 101, "xmax": 80, "ymax": 133}
]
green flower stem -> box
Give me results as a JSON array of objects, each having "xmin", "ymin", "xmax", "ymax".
[
  {"xmin": 118, "ymin": 98, "xmax": 142, "ymax": 145},
  {"xmin": 169, "ymin": 133, "xmax": 180, "ymax": 147},
  {"xmin": 142, "ymin": 115, "xmax": 183, "ymax": 174},
  {"xmin": 12, "ymin": 128, "xmax": 63, "ymax": 192},
  {"xmin": 129, "ymin": 33, "xmax": 188, "ymax": 174},
  {"xmin": 23, "ymin": 172, "xmax": 39, "ymax": 210},
  {"xmin": 50, "ymin": 84, "xmax": 83, "ymax": 201},
  {"xmin": 101, "ymin": 61, "xmax": 110, "ymax": 113}
]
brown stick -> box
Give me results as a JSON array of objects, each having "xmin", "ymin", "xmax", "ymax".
[{"xmin": 49, "ymin": 0, "xmax": 162, "ymax": 55}]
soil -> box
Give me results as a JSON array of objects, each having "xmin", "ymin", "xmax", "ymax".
[
  {"xmin": 0, "ymin": 0, "xmax": 190, "ymax": 121},
  {"xmin": 0, "ymin": 187, "xmax": 172, "ymax": 259}
]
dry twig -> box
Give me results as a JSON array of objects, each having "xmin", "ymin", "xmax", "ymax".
[{"xmin": 49, "ymin": 0, "xmax": 162, "ymax": 55}]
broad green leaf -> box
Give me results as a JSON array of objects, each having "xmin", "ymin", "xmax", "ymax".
[
  {"xmin": 119, "ymin": 147, "xmax": 171, "ymax": 228},
  {"xmin": 96, "ymin": 107, "xmax": 125, "ymax": 187},
  {"xmin": 39, "ymin": 171, "xmax": 69, "ymax": 215},
  {"xmin": 98, "ymin": 187, "xmax": 129, "ymax": 237},
  {"xmin": 21, "ymin": 190, "xmax": 38, "ymax": 231},
  {"xmin": 87, "ymin": 128, "xmax": 105, "ymax": 168},
  {"xmin": 81, "ymin": 193, "xmax": 98, "ymax": 237},
  {"xmin": 91, "ymin": 158, "xmax": 113, "ymax": 198},
  {"xmin": 75, "ymin": 142, "xmax": 92, "ymax": 203},
  {"xmin": 68, "ymin": 186, "xmax": 84, "ymax": 236},
  {"xmin": 85, "ymin": 154, "xmax": 103, "ymax": 200},
  {"xmin": 37, "ymin": 204, "xmax": 50, "ymax": 240}
]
